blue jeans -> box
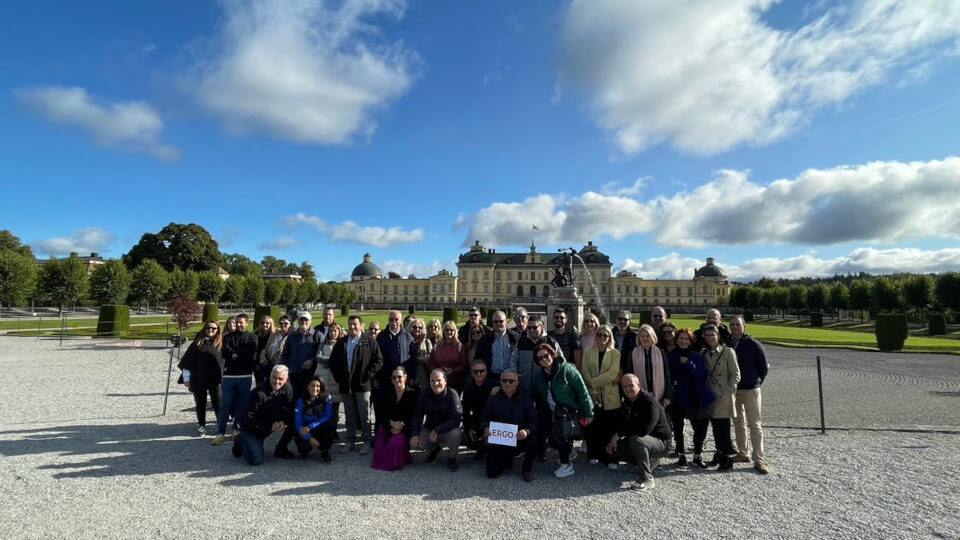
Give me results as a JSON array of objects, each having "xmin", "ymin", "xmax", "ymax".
[
  {"xmin": 218, "ymin": 376, "xmax": 252, "ymax": 435},
  {"xmin": 238, "ymin": 429, "xmax": 266, "ymax": 466}
]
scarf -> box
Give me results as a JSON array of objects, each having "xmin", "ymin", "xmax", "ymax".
[{"xmin": 632, "ymin": 345, "xmax": 665, "ymax": 400}]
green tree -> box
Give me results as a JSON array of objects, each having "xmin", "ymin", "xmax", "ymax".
[
  {"xmin": 299, "ymin": 280, "xmax": 319, "ymax": 304},
  {"xmin": 872, "ymin": 277, "xmax": 901, "ymax": 312},
  {"xmin": 264, "ymin": 279, "xmax": 285, "ymax": 305},
  {"xmin": 829, "ymin": 282, "xmax": 850, "ymax": 319},
  {"xmin": 770, "ymin": 287, "xmax": 789, "ymax": 318},
  {"xmin": 130, "ymin": 260, "xmax": 170, "ymax": 313},
  {"xmin": 0, "ymin": 230, "xmax": 34, "ymax": 257},
  {"xmin": 89, "ymin": 259, "xmax": 132, "ymax": 305},
  {"xmin": 787, "ymin": 285, "xmax": 807, "ymax": 318},
  {"xmin": 167, "ymin": 267, "xmax": 199, "ymax": 299},
  {"xmin": 261, "ymin": 256, "xmax": 288, "ymax": 274},
  {"xmin": 806, "ymin": 283, "xmax": 829, "ymax": 313},
  {"xmin": 124, "ymin": 223, "xmax": 223, "ymax": 272},
  {"xmin": 299, "ymin": 261, "xmax": 316, "ymax": 283},
  {"xmin": 0, "ymin": 249, "xmax": 37, "ymax": 312},
  {"xmin": 196, "ymin": 271, "xmax": 225, "ymax": 303},
  {"xmin": 729, "ymin": 286, "xmax": 749, "ymax": 311},
  {"xmin": 223, "ymin": 253, "xmax": 262, "ymax": 280},
  {"xmin": 935, "ymin": 272, "xmax": 960, "ymax": 311},
  {"xmin": 37, "ymin": 254, "xmax": 89, "ymax": 316},
  {"xmin": 278, "ymin": 281, "xmax": 299, "ymax": 305},
  {"xmin": 902, "ymin": 274, "xmax": 934, "ymax": 316},
  {"xmin": 341, "ymin": 287, "xmax": 358, "ymax": 307},
  {"xmin": 243, "ymin": 275, "xmax": 265, "ymax": 306},
  {"xmin": 848, "ymin": 279, "xmax": 872, "ymax": 323},
  {"xmin": 222, "ymin": 275, "xmax": 246, "ymax": 305}
]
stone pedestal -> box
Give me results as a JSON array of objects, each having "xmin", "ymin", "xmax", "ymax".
[{"xmin": 547, "ymin": 287, "xmax": 585, "ymax": 332}]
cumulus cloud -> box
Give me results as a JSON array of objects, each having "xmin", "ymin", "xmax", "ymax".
[
  {"xmin": 282, "ymin": 213, "xmax": 423, "ymax": 247},
  {"xmin": 560, "ymin": 0, "xmax": 960, "ymax": 154},
  {"xmin": 34, "ymin": 227, "xmax": 115, "ymax": 256},
  {"xmin": 618, "ymin": 253, "xmax": 706, "ymax": 280},
  {"xmin": 257, "ymin": 236, "xmax": 302, "ymax": 250},
  {"xmin": 15, "ymin": 86, "xmax": 179, "ymax": 160},
  {"xmin": 380, "ymin": 259, "xmax": 455, "ymax": 278},
  {"xmin": 459, "ymin": 156, "xmax": 960, "ymax": 249},
  {"xmin": 186, "ymin": 0, "xmax": 417, "ymax": 144},
  {"xmin": 329, "ymin": 221, "xmax": 423, "ymax": 247}
]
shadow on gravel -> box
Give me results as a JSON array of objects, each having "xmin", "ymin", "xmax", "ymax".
[{"xmin": 929, "ymin": 391, "xmax": 960, "ymax": 397}]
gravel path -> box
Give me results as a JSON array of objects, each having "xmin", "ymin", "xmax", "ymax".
[{"xmin": 0, "ymin": 337, "xmax": 958, "ymax": 539}]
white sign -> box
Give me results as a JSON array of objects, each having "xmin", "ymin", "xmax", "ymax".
[{"xmin": 488, "ymin": 422, "xmax": 518, "ymax": 447}]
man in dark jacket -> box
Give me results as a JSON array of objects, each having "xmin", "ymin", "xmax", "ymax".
[
  {"xmin": 480, "ymin": 369, "xmax": 539, "ymax": 481},
  {"xmin": 281, "ymin": 312, "xmax": 321, "ymax": 396},
  {"xmin": 728, "ymin": 316, "xmax": 770, "ymax": 474},
  {"xmin": 694, "ymin": 308, "xmax": 731, "ymax": 350},
  {"xmin": 313, "ymin": 306, "xmax": 336, "ymax": 342},
  {"xmin": 375, "ymin": 310, "xmax": 415, "ymax": 403},
  {"xmin": 613, "ymin": 310, "xmax": 638, "ymax": 363},
  {"xmin": 458, "ymin": 306, "xmax": 490, "ymax": 344},
  {"xmin": 410, "ymin": 369, "xmax": 463, "ymax": 471},
  {"xmin": 232, "ymin": 365, "xmax": 295, "ymax": 466},
  {"xmin": 548, "ymin": 308, "xmax": 581, "ymax": 369},
  {"xmin": 214, "ymin": 313, "xmax": 259, "ymax": 446},
  {"xmin": 607, "ymin": 374, "xmax": 673, "ymax": 491},
  {"xmin": 462, "ymin": 359, "xmax": 498, "ymax": 459},
  {"xmin": 475, "ymin": 311, "xmax": 518, "ymax": 382},
  {"xmin": 330, "ymin": 315, "xmax": 383, "ymax": 454},
  {"xmin": 516, "ymin": 315, "xmax": 562, "ymax": 395}
]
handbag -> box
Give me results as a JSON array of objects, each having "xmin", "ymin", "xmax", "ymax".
[{"xmin": 553, "ymin": 406, "xmax": 582, "ymax": 440}]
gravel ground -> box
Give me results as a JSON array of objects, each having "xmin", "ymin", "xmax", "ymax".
[{"xmin": 0, "ymin": 337, "xmax": 958, "ymax": 539}]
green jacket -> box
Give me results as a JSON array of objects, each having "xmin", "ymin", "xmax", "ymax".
[{"xmin": 531, "ymin": 357, "xmax": 595, "ymax": 418}]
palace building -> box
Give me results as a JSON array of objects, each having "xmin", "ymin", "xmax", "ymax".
[{"xmin": 342, "ymin": 242, "xmax": 730, "ymax": 308}]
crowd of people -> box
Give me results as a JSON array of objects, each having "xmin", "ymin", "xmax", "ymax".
[{"xmin": 177, "ymin": 305, "xmax": 770, "ymax": 490}]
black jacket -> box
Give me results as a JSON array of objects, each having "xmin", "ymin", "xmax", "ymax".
[
  {"xmin": 618, "ymin": 390, "xmax": 672, "ymax": 441},
  {"xmin": 241, "ymin": 381, "xmax": 295, "ymax": 438},
  {"xmin": 222, "ymin": 330, "xmax": 259, "ymax": 376},
  {"xmin": 480, "ymin": 391, "xmax": 538, "ymax": 433},
  {"xmin": 613, "ymin": 326, "xmax": 638, "ymax": 363},
  {"xmin": 373, "ymin": 386, "xmax": 419, "ymax": 437},
  {"xmin": 694, "ymin": 323, "xmax": 731, "ymax": 351},
  {"xmin": 412, "ymin": 387, "xmax": 462, "ymax": 435},
  {"xmin": 462, "ymin": 378, "xmax": 498, "ymax": 431},
  {"xmin": 177, "ymin": 339, "xmax": 224, "ymax": 392},
  {"xmin": 330, "ymin": 333, "xmax": 384, "ymax": 394}
]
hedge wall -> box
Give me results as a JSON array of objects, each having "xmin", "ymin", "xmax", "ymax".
[
  {"xmin": 97, "ymin": 305, "xmax": 130, "ymax": 337},
  {"xmin": 254, "ymin": 305, "xmax": 281, "ymax": 329},
  {"xmin": 875, "ymin": 313, "xmax": 908, "ymax": 351},
  {"xmin": 201, "ymin": 303, "xmax": 218, "ymax": 324}
]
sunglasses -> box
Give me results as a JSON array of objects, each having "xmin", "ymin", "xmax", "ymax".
[
  {"xmin": 493, "ymin": 319, "xmax": 505, "ymax": 323},
  {"xmin": 653, "ymin": 315, "xmax": 665, "ymax": 319},
  {"xmin": 535, "ymin": 354, "xmax": 551, "ymax": 361},
  {"xmin": 500, "ymin": 379, "xmax": 517, "ymax": 384},
  {"xmin": 472, "ymin": 369, "xmax": 487, "ymax": 374},
  {"xmin": 617, "ymin": 318, "xmax": 628, "ymax": 322}
]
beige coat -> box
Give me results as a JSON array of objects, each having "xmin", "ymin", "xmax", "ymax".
[
  {"xmin": 702, "ymin": 345, "xmax": 740, "ymax": 418},
  {"xmin": 581, "ymin": 346, "xmax": 622, "ymax": 411}
]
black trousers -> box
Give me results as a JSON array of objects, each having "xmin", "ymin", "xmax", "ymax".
[
  {"xmin": 585, "ymin": 408, "xmax": 620, "ymax": 464},
  {"xmin": 192, "ymin": 386, "xmax": 221, "ymax": 427},
  {"xmin": 710, "ymin": 417, "xmax": 735, "ymax": 456},
  {"xmin": 293, "ymin": 422, "xmax": 335, "ymax": 456},
  {"xmin": 486, "ymin": 434, "xmax": 539, "ymax": 477},
  {"xmin": 538, "ymin": 408, "xmax": 573, "ymax": 464},
  {"xmin": 669, "ymin": 405, "xmax": 710, "ymax": 455}
]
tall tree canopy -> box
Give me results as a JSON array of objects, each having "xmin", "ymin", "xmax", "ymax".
[
  {"xmin": 0, "ymin": 229, "xmax": 34, "ymax": 258},
  {"xmin": 124, "ymin": 223, "xmax": 222, "ymax": 272},
  {"xmin": 37, "ymin": 255, "xmax": 88, "ymax": 316}
]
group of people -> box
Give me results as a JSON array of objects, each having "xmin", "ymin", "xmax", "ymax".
[{"xmin": 177, "ymin": 305, "xmax": 770, "ymax": 489}]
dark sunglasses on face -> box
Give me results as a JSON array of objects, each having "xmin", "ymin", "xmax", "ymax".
[
  {"xmin": 617, "ymin": 318, "xmax": 628, "ymax": 322},
  {"xmin": 472, "ymin": 369, "xmax": 487, "ymax": 374},
  {"xmin": 500, "ymin": 378, "xmax": 517, "ymax": 384},
  {"xmin": 493, "ymin": 320, "xmax": 505, "ymax": 324},
  {"xmin": 653, "ymin": 315, "xmax": 664, "ymax": 319},
  {"xmin": 536, "ymin": 354, "xmax": 551, "ymax": 361}
]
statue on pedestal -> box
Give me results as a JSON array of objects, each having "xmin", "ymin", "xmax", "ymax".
[{"xmin": 551, "ymin": 247, "xmax": 577, "ymax": 288}]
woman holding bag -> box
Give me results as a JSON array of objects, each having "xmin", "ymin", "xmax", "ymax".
[
  {"xmin": 701, "ymin": 324, "xmax": 741, "ymax": 471},
  {"xmin": 581, "ymin": 325, "xmax": 622, "ymax": 468},
  {"xmin": 178, "ymin": 320, "xmax": 225, "ymax": 437},
  {"xmin": 667, "ymin": 328, "xmax": 714, "ymax": 468}
]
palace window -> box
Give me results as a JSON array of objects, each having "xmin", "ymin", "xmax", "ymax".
[
  {"xmin": 516, "ymin": 285, "xmax": 523, "ymax": 297},
  {"xmin": 517, "ymin": 271, "xmax": 523, "ymax": 280},
  {"xmin": 529, "ymin": 285, "xmax": 536, "ymax": 296}
]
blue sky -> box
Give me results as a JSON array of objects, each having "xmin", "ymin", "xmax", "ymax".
[{"xmin": 2, "ymin": 0, "xmax": 960, "ymax": 282}]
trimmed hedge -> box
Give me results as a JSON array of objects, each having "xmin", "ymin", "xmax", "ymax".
[
  {"xmin": 97, "ymin": 304, "xmax": 130, "ymax": 337},
  {"xmin": 810, "ymin": 312, "xmax": 823, "ymax": 327},
  {"xmin": 744, "ymin": 310, "xmax": 754, "ymax": 322},
  {"xmin": 408, "ymin": 305, "xmax": 415, "ymax": 315},
  {"xmin": 637, "ymin": 310, "xmax": 653, "ymax": 327},
  {"xmin": 202, "ymin": 303, "xmax": 218, "ymax": 324},
  {"xmin": 928, "ymin": 313, "xmax": 947, "ymax": 336},
  {"xmin": 479, "ymin": 307, "xmax": 488, "ymax": 319},
  {"xmin": 254, "ymin": 305, "xmax": 281, "ymax": 329},
  {"xmin": 875, "ymin": 313, "xmax": 908, "ymax": 351},
  {"xmin": 340, "ymin": 305, "xmax": 349, "ymax": 317},
  {"xmin": 442, "ymin": 307, "xmax": 459, "ymax": 324}
]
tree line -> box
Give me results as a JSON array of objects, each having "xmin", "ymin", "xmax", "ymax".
[
  {"xmin": 728, "ymin": 274, "xmax": 960, "ymax": 322},
  {"xmin": 0, "ymin": 227, "xmax": 357, "ymax": 316}
]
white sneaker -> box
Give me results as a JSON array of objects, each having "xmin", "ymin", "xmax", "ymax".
[
  {"xmin": 554, "ymin": 463, "xmax": 575, "ymax": 478},
  {"xmin": 607, "ymin": 462, "xmax": 619, "ymax": 470},
  {"xmin": 559, "ymin": 449, "xmax": 579, "ymax": 464},
  {"xmin": 588, "ymin": 459, "xmax": 599, "ymax": 465},
  {"xmin": 197, "ymin": 425, "xmax": 206, "ymax": 437}
]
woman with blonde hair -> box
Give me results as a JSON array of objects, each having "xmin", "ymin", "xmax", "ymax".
[
  {"xmin": 626, "ymin": 324, "xmax": 672, "ymax": 406},
  {"xmin": 177, "ymin": 320, "xmax": 225, "ymax": 436},
  {"xmin": 408, "ymin": 318, "xmax": 433, "ymax": 387},
  {"xmin": 425, "ymin": 318, "xmax": 442, "ymax": 346},
  {"xmin": 254, "ymin": 316, "xmax": 276, "ymax": 385},
  {"xmin": 581, "ymin": 324, "xmax": 622, "ymax": 468},
  {"xmin": 579, "ymin": 312, "xmax": 600, "ymax": 352},
  {"xmin": 428, "ymin": 320, "xmax": 468, "ymax": 392}
]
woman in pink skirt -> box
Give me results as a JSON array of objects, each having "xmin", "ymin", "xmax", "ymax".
[{"xmin": 371, "ymin": 366, "xmax": 418, "ymax": 471}]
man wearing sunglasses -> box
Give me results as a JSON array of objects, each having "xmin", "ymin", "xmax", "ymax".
[
  {"xmin": 516, "ymin": 314, "xmax": 563, "ymax": 395},
  {"xmin": 458, "ymin": 306, "xmax": 490, "ymax": 344},
  {"xmin": 548, "ymin": 308, "xmax": 582, "ymax": 370},
  {"xmin": 612, "ymin": 310, "xmax": 638, "ymax": 363},
  {"xmin": 651, "ymin": 306, "xmax": 668, "ymax": 342},
  {"xmin": 480, "ymin": 369, "xmax": 538, "ymax": 482},
  {"xmin": 475, "ymin": 311, "xmax": 518, "ymax": 383},
  {"xmin": 462, "ymin": 359, "xmax": 498, "ymax": 460}
]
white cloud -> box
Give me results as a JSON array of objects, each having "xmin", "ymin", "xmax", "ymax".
[
  {"xmin": 329, "ymin": 221, "xmax": 423, "ymax": 247},
  {"xmin": 726, "ymin": 247, "xmax": 960, "ymax": 281},
  {"xmin": 15, "ymin": 86, "xmax": 179, "ymax": 160},
  {"xmin": 34, "ymin": 227, "xmax": 115, "ymax": 256},
  {"xmin": 282, "ymin": 213, "xmax": 423, "ymax": 247},
  {"xmin": 257, "ymin": 236, "xmax": 302, "ymax": 250},
  {"xmin": 380, "ymin": 259, "xmax": 455, "ymax": 278},
  {"xmin": 460, "ymin": 156, "xmax": 960, "ymax": 248},
  {"xmin": 560, "ymin": 0, "xmax": 960, "ymax": 154},
  {"xmin": 618, "ymin": 253, "xmax": 706, "ymax": 279},
  {"xmin": 187, "ymin": 0, "xmax": 417, "ymax": 145}
]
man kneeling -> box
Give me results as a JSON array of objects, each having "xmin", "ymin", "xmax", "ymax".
[
  {"xmin": 410, "ymin": 369, "xmax": 463, "ymax": 471},
  {"xmin": 232, "ymin": 365, "xmax": 295, "ymax": 465},
  {"xmin": 480, "ymin": 369, "xmax": 538, "ymax": 482},
  {"xmin": 607, "ymin": 374, "xmax": 673, "ymax": 490}
]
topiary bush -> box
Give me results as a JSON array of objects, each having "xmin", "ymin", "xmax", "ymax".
[
  {"xmin": 202, "ymin": 303, "xmax": 218, "ymax": 324},
  {"xmin": 479, "ymin": 307, "xmax": 488, "ymax": 319},
  {"xmin": 442, "ymin": 307, "xmax": 459, "ymax": 324},
  {"xmin": 637, "ymin": 310, "xmax": 653, "ymax": 326},
  {"xmin": 810, "ymin": 312, "xmax": 823, "ymax": 327},
  {"xmin": 254, "ymin": 305, "xmax": 281, "ymax": 329},
  {"xmin": 97, "ymin": 304, "xmax": 130, "ymax": 337},
  {"xmin": 875, "ymin": 313, "xmax": 908, "ymax": 351},
  {"xmin": 340, "ymin": 305, "xmax": 349, "ymax": 317},
  {"xmin": 744, "ymin": 310, "xmax": 754, "ymax": 322},
  {"xmin": 408, "ymin": 305, "xmax": 415, "ymax": 315},
  {"xmin": 928, "ymin": 313, "xmax": 946, "ymax": 336}
]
